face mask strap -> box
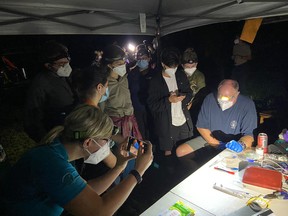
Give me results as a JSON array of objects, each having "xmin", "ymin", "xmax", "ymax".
[
  {"xmin": 84, "ymin": 148, "xmax": 92, "ymax": 155},
  {"xmin": 84, "ymin": 139, "xmax": 102, "ymax": 155},
  {"xmin": 91, "ymin": 139, "xmax": 102, "ymax": 148}
]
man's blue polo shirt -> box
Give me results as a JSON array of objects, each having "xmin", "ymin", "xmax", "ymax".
[{"xmin": 196, "ymin": 93, "xmax": 257, "ymax": 137}]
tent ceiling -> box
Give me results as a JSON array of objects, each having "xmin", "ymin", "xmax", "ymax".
[{"xmin": 0, "ymin": 0, "xmax": 288, "ymax": 36}]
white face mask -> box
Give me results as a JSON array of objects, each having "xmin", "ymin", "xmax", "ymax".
[
  {"xmin": 113, "ymin": 64, "xmax": 126, "ymax": 77},
  {"xmin": 165, "ymin": 67, "xmax": 177, "ymax": 77},
  {"xmin": 218, "ymin": 99, "xmax": 233, "ymax": 111},
  {"xmin": 99, "ymin": 87, "xmax": 109, "ymax": 103},
  {"xmin": 56, "ymin": 63, "xmax": 72, "ymax": 77},
  {"xmin": 184, "ymin": 67, "xmax": 197, "ymax": 76},
  {"xmin": 84, "ymin": 139, "xmax": 110, "ymax": 165}
]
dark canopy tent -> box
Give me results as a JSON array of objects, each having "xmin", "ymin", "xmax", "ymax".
[{"xmin": 0, "ymin": 0, "xmax": 288, "ymax": 36}]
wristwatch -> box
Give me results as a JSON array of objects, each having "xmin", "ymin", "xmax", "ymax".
[
  {"xmin": 129, "ymin": 170, "xmax": 142, "ymax": 184},
  {"xmin": 238, "ymin": 140, "xmax": 247, "ymax": 149}
]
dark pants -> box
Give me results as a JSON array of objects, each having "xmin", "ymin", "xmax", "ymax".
[
  {"xmin": 134, "ymin": 110, "xmax": 149, "ymax": 140},
  {"xmin": 159, "ymin": 122, "xmax": 193, "ymax": 152},
  {"xmin": 171, "ymin": 122, "xmax": 193, "ymax": 147}
]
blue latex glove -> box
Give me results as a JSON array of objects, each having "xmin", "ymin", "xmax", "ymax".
[
  {"xmin": 225, "ymin": 140, "xmax": 244, "ymax": 153},
  {"xmin": 217, "ymin": 141, "xmax": 227, "ymax": 150}
]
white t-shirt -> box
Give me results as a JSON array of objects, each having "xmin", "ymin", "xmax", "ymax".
[{"xmin": 163, "ymin": 74, "xmax": 186, "ymax": 126}]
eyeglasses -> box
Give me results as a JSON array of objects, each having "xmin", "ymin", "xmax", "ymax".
[
  {"xmin": 112, "ymin": 126, "xmax": 120, "ymax": 136},
  {"xmin": 95, "ymin": 138, "xmax": 114, "ymax": 148},
  {"xmin": 104, "ymin": 139, "xmax": 114, "ymax": 148}
]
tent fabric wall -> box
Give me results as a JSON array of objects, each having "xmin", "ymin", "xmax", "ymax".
[{"xmin": 0, "ymin": 0, "xmax": 288, "ymax": 36}]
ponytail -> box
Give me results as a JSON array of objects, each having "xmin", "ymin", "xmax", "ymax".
[
  {"xmin": 39, "ymin": 104, "xmax": 113, "ymax": 145},
  {"xmin": 39, "ymin": 126, "xmax": 64, "ymax": 145}
]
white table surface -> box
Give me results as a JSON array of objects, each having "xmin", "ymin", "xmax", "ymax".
[{"xmin": 141, "ymin": 149, "xmax": 288, "ymax": 216}]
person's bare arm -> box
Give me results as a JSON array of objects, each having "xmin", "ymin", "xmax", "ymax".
[
  {"xmin": 239, "ymin": 135, "xmax": 254, "ymax": 148},
  {"xmin": 64, "ymin": 143, "xmax": 153, "ymax": 216},
  {"xmin": 102, "ymin": 134, "xmax": 128, "ymax": 168},
  {"xmin": 197, "ymin": 127, "xmax": 220, "ymax": 147},
  {"xmin": 102, "ymin": 151, "xmax": 116, "ymax": 168},
  {"xmin": 111, "ymin": 134, "xmax": 127, "ymax": 147},
  {"xmin": 87, "ymin": 140, "xmax": 132, "ymax": 194},
  {"xmin": 86, "ymin": 163, "xmax": 124, "ymax": 195},
  {"xmin": 64, "ymin": 175, "xmax": 138, "ymax": 216}
]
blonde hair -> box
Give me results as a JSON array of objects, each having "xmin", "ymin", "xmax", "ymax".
[{"xmin": 40, "ymin": 104, "xmax": 113, "ymax": 145}]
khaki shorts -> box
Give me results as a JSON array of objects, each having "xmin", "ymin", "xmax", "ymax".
[{"xmin": 185, "ymin": 136, "xmax": 207, "ymax": 151}]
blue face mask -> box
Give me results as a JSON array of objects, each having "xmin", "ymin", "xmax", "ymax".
[
  {"xmin": 137, "ymin": 60, "xmax": 149, "ymax": 70},
  {"xmin": 99, "ymin": 87, "xmax": 109, "ymax": 103}
]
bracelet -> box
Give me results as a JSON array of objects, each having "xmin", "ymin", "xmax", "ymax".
[{"xmin": 129, "ymin": 170, "xmax": 142, "ymax": 184}]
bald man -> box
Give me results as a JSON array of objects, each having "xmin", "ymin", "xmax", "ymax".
[{"xmin": 176, "ymin": 79, "xmax": 257, "ymax": 158}]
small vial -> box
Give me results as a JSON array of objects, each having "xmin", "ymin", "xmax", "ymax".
[{"xmin": 256, "ymin": 146, "xmax": 264, "ymax": 157}]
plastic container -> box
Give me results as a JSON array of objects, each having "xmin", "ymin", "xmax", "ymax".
[{"xmin": 242, "ymin": 166, "xmax": 282, "ymax": 191}]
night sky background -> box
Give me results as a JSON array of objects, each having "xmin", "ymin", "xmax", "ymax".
[
  {"xmin": 1, "ymin": 20, "xmax": 288, "ymax": 142},
  {"xmin": 1, "ymin": 20, "xmax": 288, "ymax": 88}
]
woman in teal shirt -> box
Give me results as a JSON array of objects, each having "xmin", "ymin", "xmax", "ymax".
[{"xmin": 3, "ymin": 104, "xmax": 153, "ymax": 216}]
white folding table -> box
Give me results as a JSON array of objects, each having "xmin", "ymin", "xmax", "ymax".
[{"xmin": 141, "ymin": 149, "xmax": 288, "ymax": 216}]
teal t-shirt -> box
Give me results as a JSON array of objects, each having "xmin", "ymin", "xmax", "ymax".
[{"xmin": 5, "ymin": 139, "xmax": 86, "ymax": 216}]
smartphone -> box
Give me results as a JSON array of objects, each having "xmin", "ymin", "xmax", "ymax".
[{"xmin": 127, "ymin": 136, "xmax": 147, "ymax": 156}]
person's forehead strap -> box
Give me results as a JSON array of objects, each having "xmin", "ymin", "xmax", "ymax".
[{"xmin": 48, "ymin": 52, "xmax": 70, "ymax": 63}]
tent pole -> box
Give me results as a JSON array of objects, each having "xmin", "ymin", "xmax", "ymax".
[{"xmin": 155, "ymin": 15, "xmax": 161, "ymax": 68}]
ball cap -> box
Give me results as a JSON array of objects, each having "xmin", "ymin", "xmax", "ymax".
[{"xmin": 181, "ymin": 47, "xmax": 198, "ymax": 64}]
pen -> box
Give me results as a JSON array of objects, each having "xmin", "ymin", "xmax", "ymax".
[
  {"xmin": 214, "ymin": 167, "xmax": 235, "ymax": 175},
  {"xmin": 209, "ymin": 158, "xmax": 222, "ymax": 167}
]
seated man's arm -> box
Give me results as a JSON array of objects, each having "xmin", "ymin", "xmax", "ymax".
[
  {"xmin": 197, "ymin": 127, "xmax": 220, "ymax": 147},
  {"xmin": 238, "ymin": 97, "xmax": 257, "ymax": 148}
]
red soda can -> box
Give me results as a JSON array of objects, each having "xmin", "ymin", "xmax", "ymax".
[{"xmin": 257, "ymin": 133, "xmax": 268, "ymax": 153}]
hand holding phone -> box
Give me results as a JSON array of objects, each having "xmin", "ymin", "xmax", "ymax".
[{"xmin": 127, "ymin": 137, "xmax": 147, "ymax": 156}]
